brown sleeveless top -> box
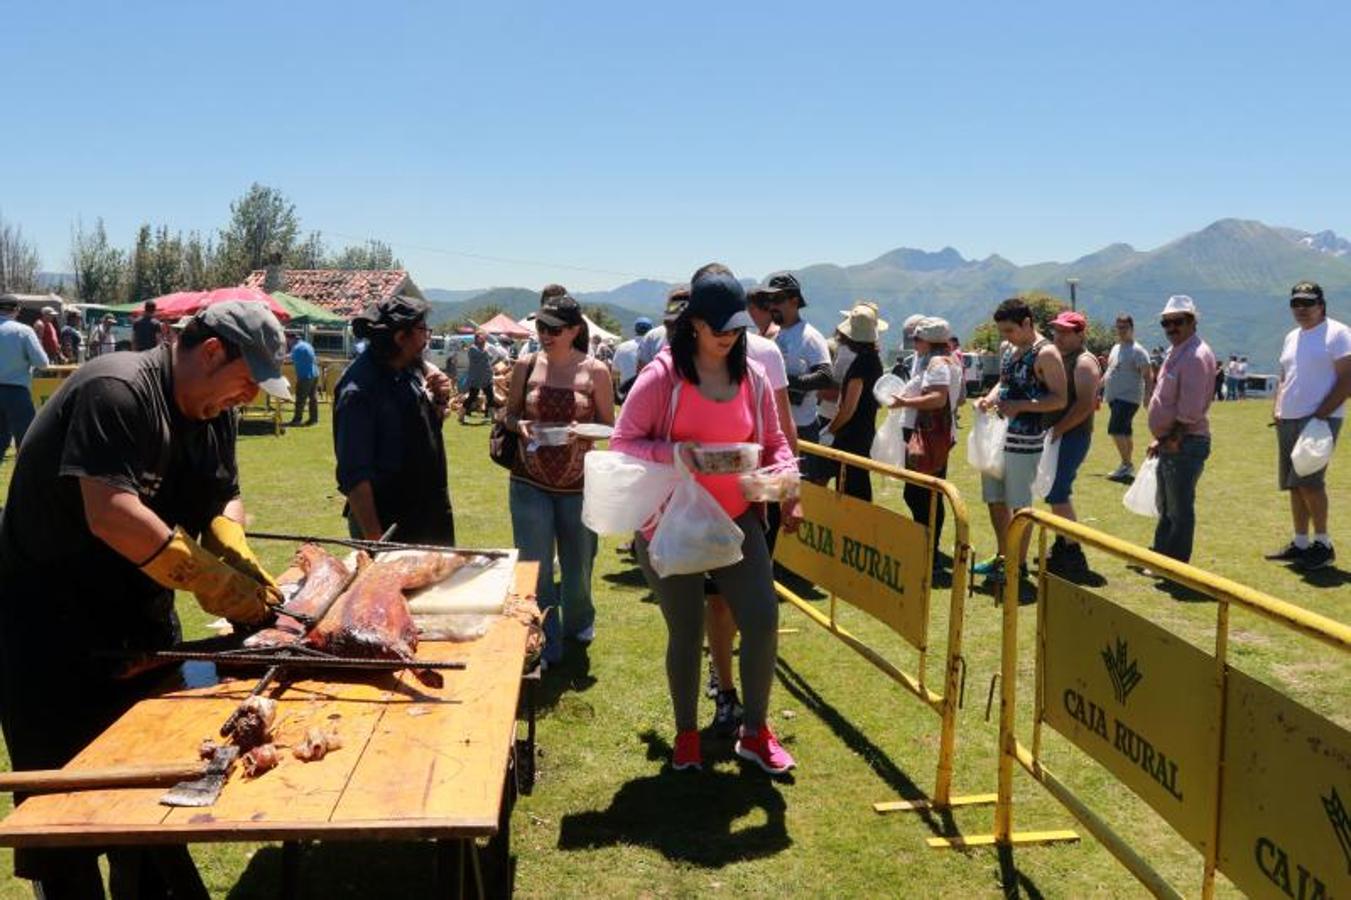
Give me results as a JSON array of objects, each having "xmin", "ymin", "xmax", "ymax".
[{"xmin": 509, "ymin": 354, "xmax": 599, "ymax": 493}]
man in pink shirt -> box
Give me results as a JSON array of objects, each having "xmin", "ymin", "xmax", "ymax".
[{"xmin": 1146, "ymin": 295, "xmax": 1216, "ymax": 563}]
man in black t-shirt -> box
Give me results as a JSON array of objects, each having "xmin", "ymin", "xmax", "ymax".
[
  {"xmin": 132, "ymin": 298, "xmax": 162, "ymax": 350},
  {"xmin": 0, "ymin": 300, "xmax": 294, "ymax": 896}
]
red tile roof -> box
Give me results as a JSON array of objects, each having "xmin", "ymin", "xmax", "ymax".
[{"xmin": 242, "ymin": 269, "xmax": 418, "ymax": 318}]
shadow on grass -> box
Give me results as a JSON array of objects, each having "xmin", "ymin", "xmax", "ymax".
[
  {"xmin": 537, "ymin": 641, "xmax": 597, "ymax": 717},
  {"xmin": 772, "ymin": 658, "xmax": 959, "ymax": 840},
  {"xmin": 996, "ymin": 845, "xmax": 1049, "ymax": 900},
  {"xmin": 556, "ymin": 730, "xmax": 791, "ymax": 867},
  {"xmin": 1297, "ymin": 564, "xmax": 1351, "ymax": 588},
  {"xmin": 227, "ymin": 841, "xmax": 440, "ymax": 899}
]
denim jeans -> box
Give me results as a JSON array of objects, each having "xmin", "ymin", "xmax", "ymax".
[
  {"xmin": 0, "ymin": 385, "xmax": 36, "ymax": 462},
  {"xmin": 509, "ymin": 479, "xmax": 596, "ymax": 663},
  {"xmin": 1153, "ymin": 435, "xmax": 1210, "ymax": 563}
]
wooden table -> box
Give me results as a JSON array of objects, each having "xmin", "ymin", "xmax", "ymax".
[{"xmin": 0, "ymin": 563, "xmax": 539, "ymax": 898}]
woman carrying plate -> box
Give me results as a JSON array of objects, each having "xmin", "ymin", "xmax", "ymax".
[
  {"xmin": 503, "ymin": 290, "xmax": 614, "ymax": 667},
  {"xmin": 823, "ymin": 302, "xmax": 887, "ymax": 500},
  {"xmin": 612, "ymin": 263, "xmax": 802, "ymax": 775}
]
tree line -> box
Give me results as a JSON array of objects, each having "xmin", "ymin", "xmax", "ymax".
[{"xmin": 0, "ymin": 184, "xmax": 402, "ymax": 306}]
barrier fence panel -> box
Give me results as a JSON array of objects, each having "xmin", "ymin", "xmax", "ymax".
[
  {"xmin": 774, "ymin": 441, "xmax": 995, "ymax": 814},
  {"xmin": 931, "ymin": 508, "xmax": 1351, "ymax": 900}
]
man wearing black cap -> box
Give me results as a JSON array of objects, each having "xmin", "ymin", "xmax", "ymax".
[
  {"xmin": 1264, "ymin": 281, "xmax": 1351, "ymax": 571},
  {"xmin": 0, "ymin": 300, "xmax": 291, "ymax": 896},
  {"xmin": 760, "ymin": 272, "xmax": 833, "ymax": 478},
  {"xmin": 335, "ymin": 294, "xmax": 456, "ymax": 545}
]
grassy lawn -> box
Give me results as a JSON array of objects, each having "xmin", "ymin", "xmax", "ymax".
[{"xmin": 0, "ymin": 396, "xmax": 1345, "ymax": 898}]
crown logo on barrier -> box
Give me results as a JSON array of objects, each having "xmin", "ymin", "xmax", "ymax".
[
  {"xmin": 1101, "ymin": 637, "xmax": 1143, "ymax": 705},
  {"xmin": 1325, "ymin": 786, "xmax": 1351, "ymax": 874}
]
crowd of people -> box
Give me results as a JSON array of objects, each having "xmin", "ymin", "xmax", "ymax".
[{"xmin": 0, "ymin": 270, "xmax": 1344, "ymax": 868}]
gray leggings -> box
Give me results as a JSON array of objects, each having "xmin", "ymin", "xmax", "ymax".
[{"xmin": 635, "ymin": 510, "xmax": 779, "ymax": 732}]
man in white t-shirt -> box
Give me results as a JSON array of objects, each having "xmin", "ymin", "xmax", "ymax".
[
  {"xmin": 636, "ymin": 288, "xmax": 687, "ymax": 370},
  {"xmin": 1263, "ymin": 281, "xmax": 1351, "ymax": 571},
  {"xmin": 611, "ymin": 317, "xmax": 650, "ymax": 401},
  {"xmin": 761, "ymin": 272, "xmax": 833, "ymax": 480}
]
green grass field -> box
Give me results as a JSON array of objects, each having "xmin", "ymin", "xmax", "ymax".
[{"xmin": 0, "ymin": 397, "xmax": 1346, "ymax": 898}]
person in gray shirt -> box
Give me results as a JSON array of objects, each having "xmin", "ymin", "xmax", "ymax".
[{"xmin": 1102, "ymin": 313, "xmax": 1155, "ymax": 482}]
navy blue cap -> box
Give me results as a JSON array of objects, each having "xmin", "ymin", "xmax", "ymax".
[
  {"xmin": 633, "ymin": 316, "xmax": 653, "ymax": 335},
  {"xmin": 686, "ymin": 269, "xmax": 755, "ymax": 332}
]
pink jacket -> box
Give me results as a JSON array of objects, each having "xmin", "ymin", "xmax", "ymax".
[{"xmin": 612, "ymin": 348, "xmax": 797, "ymax": 535}]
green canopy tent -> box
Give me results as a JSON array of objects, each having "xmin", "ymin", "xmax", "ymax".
[{"xmin": 271, "ymin": 292, "xmax": 346, "ymax": 326}]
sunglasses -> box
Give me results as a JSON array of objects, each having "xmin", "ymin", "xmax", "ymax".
[
  {"xmin": 1290, "ymin": 297, "xmax": 1320, "ymax": 309},
  {"xmin": 538, "ymin": 322, "xmax": 566, "ymax": 336},
  {"xmin": 1159, "ymin": 317, "xmax": 1189, "ymax": 329}
]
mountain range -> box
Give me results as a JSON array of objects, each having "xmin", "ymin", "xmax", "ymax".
[{"xmin": 431, "ymin": 219, "xmax": 1351, "ymax": 366}]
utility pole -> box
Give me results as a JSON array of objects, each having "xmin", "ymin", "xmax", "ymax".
[{"xmin": 1066, "ymin": 277, "xmax": 1079, "ymax": 312}]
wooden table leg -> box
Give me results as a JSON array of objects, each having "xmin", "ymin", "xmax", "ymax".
[
  {"xmin": 281, "ymin": 841, "xmax": 302, "ymax": 900},
  {"xmin": 147, "ymin": 845, "xmax": 209, "ymax": 900},
  {"xmin": 434, "ymin": 839, "xmax": 465, "ymax": 899}
]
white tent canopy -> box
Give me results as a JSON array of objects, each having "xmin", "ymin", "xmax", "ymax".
[{"xmin": 517, "ymin": 312, "xmax": 620, "ymax": 343}]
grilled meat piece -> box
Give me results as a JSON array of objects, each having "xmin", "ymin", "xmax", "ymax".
[
  {"xmin": 225, "ymin": 696, "xmax": 276, "ymax": 752},
  {"xmin": 304, "ymin": 552, "xmax": 462, "ymax": 662},
  {"xmin": 293, "ymin": 725, "xmax": 343, "ymax": 762},
  {"xmin": 241, "ymin": 743, "xmax": 279, "ymax": 778},
  {"xmin": 245, "ymin": 545, "xmax": 355, "ymax": 649}
]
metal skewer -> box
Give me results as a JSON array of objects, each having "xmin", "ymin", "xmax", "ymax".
[{"xmin": 246, "ymin": 531, "xmax": 511, "ymax": 559}]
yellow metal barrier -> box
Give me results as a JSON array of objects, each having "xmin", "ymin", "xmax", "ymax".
[
  {"xmin": 932, "ymin": 508, "xmax": 1351, "ymax": 900},
  {"xmin": 774, "ymin": 441, "xmax": 995, "ymax": 814}
]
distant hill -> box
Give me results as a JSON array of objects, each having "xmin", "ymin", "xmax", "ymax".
[
  {"xmin": 426, "ymin": 286, "xmax": 651, "ymax": 335},
  {"xmin": 422, "ymin": 219, "xmax": 1351, "ymax": 362}
]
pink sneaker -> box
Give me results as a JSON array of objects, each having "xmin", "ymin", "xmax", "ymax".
[
  {"xmin": 735, "ymin": 725, "xmax": 795, "ymax": 774},
  {"xmin": 672, "ymin": 729, "xmax": 702, "ymax": 771}
]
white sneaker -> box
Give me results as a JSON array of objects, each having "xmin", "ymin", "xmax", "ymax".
[
  {"xmin": 574, "ymin": 625, "xmax": 595, "ymax": 644},
  {"xmin": 1108, "ymin": 463, "xmax": 1134, "ymax": 482}
]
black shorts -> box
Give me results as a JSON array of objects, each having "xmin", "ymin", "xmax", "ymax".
[{"xmin": 1107, "ymin": 399, "xmax": 1139, "ymax": 437}]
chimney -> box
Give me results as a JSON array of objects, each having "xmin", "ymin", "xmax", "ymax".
[{"xmin": 263, "ymin": 252, "xmax": 286, "ymax": 293}]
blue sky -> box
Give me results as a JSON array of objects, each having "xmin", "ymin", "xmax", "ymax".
[{"xmin": 6, "ymin": 1, "xmax": 1350, "ymax": 291}]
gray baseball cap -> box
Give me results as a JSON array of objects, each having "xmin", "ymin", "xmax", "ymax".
[{"xmin": 193, "ymin": 301, "xmax": 292, "ymax": 400}]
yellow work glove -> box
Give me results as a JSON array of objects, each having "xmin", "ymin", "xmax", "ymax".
[
  {"xmin": 201, "ymin": 515, "xmax": 283, "ymax": 604},
  {"xmin": 140, "ymin": 528, "xmax": 273, "ymax": 624}
]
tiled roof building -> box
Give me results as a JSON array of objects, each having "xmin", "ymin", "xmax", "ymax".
[{"xmin": 243, "ymin": 265, "xmax": 425, "ymax": 318}]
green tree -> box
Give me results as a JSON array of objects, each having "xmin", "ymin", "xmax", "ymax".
[
  {"xmin": 330, "ymin": 239, "xmax": 401, "ymax": 270},
  {"xmin": 288, "ymin": 230, "xmax": 328, "ymax": 269},
  {"xmin": 70, "ymin": 218, "xmax": 126, "ymax": 305},
  {"xmin": 181, "ymin": 231, "xmax": 216, "ymax": 290},
  {"xmin": 969, "ymin": 291, "xmax": 1112, "ymax": 354},
  {"xmin": 460, "ymin": 304, "xmax": 505, "ymax": 329},
  {"xmin": 583, "ymin": 304, "xmax": 622, "ymax": 336},
  {"xmin": 149, "ymin": 226, "xmax": 185, "ymax": 298},
  {"xmin": 0, "ymin": 212, "xmax": 42, "ymax": 293},
  {"xmin": 124, "ymin": 224, "xmax": 156, "ymax": 304},
  {"xmin": 216, "ymin": 183, "xmax": 300, "ymax": 284}
]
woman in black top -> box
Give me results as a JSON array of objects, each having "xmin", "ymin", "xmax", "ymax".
[{"xmin": 825, "ymin": 302, "xmax": 888, "ymax": 501}]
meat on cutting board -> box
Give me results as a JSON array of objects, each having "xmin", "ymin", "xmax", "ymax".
[
  {"xmin": 244, "ymin": 544, "xmax": 356, "ymax": 649},
  {"xmin": 304, "ymin": 552, "xmax": 463, "ymax": 661}
]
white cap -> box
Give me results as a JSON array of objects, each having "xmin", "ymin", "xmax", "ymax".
[
  {"xmin": 902, "ymin": 313, "xmax": 926, "ymax": 336},
  {"xmin": 1160, "ymin": 295, "xmax": 1198, "ymax": 320}
]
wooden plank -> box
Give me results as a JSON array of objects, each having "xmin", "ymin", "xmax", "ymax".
[{"xmin": 330, "ymin": 621, "xmax": 525, "ymax": 827}]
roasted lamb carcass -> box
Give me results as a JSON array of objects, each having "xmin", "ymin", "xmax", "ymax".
[
  {"xmin": 244, "ymin": 544, "xmax": 356, "ymax": 649},
  {"xmin": 304, "ymin": 552, "xmax": 464, "ymax": 662}
]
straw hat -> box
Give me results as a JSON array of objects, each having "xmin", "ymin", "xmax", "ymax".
[
  {"xmin": 836, "ymin": 301, "xmax": 889, "ymax": 344},
  {"xmin": 913, "ymin": 316, "xmax": 951, "ymax": 344}
]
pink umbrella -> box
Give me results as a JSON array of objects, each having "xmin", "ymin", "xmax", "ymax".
[{"xmin": 138, "ymin": 287, "xmax": 291, "ymax": 323}]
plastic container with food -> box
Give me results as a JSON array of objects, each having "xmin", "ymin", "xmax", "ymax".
[
  {"xmin": 571, "ymin": 423, "xmax": 614, "ymax": 441},
  {"xmin": 739, "ymin": 467, "xmax": 801, "ymax": 502},
  {"xmin": 873, "ymin": 372, "xmax": 906, "ymax": 406},
  {"xmin": 689, "ymin": 442, "xmax": 761, "ymax": 475},
  {"xmin": 531, "ymin": 424, "xmax": 573, "ymax": 446}
]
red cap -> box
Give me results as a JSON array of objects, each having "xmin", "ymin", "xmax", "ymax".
[{"xmin": 1050, "ymin": 311, "xmax": 1087, "ymax": 332}]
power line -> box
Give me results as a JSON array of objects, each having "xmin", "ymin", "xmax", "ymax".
[{"xmin": 325, "ymin": 231, "xmax": 652, "ymax": 281}]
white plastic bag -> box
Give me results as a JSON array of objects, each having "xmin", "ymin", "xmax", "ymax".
[
  {"xmin": 581, "ymin": 451, "xmax": 681, "ymax": 535},
  {"xmin": 1032, "ymin": 433, "xmax": 1060, "ymax": 499},
  {"xmin": 870, "ymin": 410, "xmax": 906, "ymax": 469},
  {"xmin": 1290, "ymin": 418, "xmax": 1335, "ymax": 477},
  {"xmin": 967, "ymin": 410, "xmax": 1007, "ymax": 478},
  {"xmin": 1122, "ymin": 456, "xmax": 1160, "ymax": 518},
  {"xmin": 647, "ymin": 468, "xmax": 745, "ymax": 578}
]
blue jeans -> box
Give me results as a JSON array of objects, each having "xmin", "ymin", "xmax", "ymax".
[
  {"xmin": 0, "ymin": 385, "xmax": 36, "ymax": 462},
  {"xmin": 509, "ymin": 479, "xmax": 596, "ymax": 663},
  {"xmin": 1152, "ymin": 435, "xmax": 1210, "ymax": 563}
]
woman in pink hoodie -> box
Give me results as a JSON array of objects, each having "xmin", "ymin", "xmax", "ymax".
[{"xmin": 612, "ymin": 264, "xmax": 802, "ymax": 775}]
